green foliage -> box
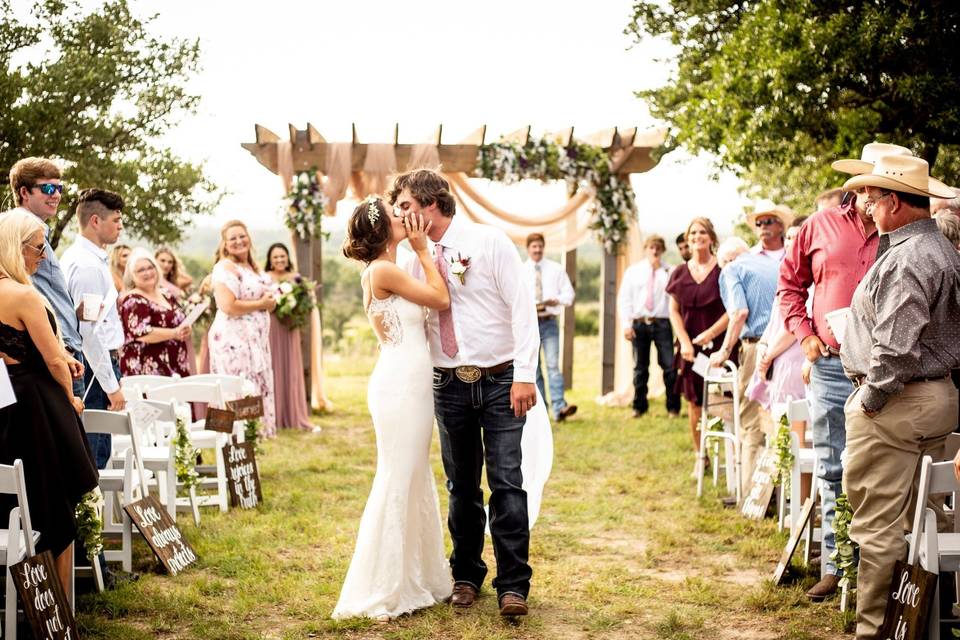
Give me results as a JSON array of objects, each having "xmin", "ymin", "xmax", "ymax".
[
  {"xmin": 320, "ymin": 256, "xmax": 363, "ymax": 347},
  {"xmin": 0, "ymin": 0, "xmax": 220, "ymax": 247},
  {"xmin": 75, "ymin": 489, "xmax": 103, "ymax": 561},
  {"xmin": 830, "ymin": 492, "xmax": 858, "ymax": 598},
  {"xmin": 773, "ymin": 413, "xmax": 794, "ymax": 491},
  {"xmin": 576, "ymin": 259, "xmax": 601, "ymax": 301},
  {"xmin": 626, "ymin": 1, "xmax": 960, "ymax": 209},
  {"xmin": 574, "ymin": 305, "xmax": 599, "ymax": 336},
  {"xmin": 173, "ymin": 411, "xmax": 199, "ymax": 492}
]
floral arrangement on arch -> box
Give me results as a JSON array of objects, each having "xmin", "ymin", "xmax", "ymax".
[
  {"xmin": 273, "ymin": 276, "xmax": 317, "ymax": 330},
  {"xmin": 283, "ymin": 169, "xmax": 329, "ymax": 240},
  {"xmin": 474, "ymin": 137, "xmax": 636, "ymax": 253}
]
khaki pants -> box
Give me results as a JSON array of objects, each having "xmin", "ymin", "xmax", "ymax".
[
  {"xmin": 737, "ymin": 341, "xmax": 769, "ymax": 497},
  {"xmin": 843, "ymin": 378, "xmax": 957, "ymax": 639}
]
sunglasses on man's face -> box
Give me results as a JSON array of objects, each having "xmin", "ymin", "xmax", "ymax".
[
  {"xmin": 754, "ymin": 218, "xmax": 779, "ymax": 228},
  {"xmin": 33, "ymin": 183, "xmax": 64, "ymax": 196}
]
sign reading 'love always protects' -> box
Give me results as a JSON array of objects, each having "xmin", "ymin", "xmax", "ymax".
[
  {"xmin": 11, "ymin": 550, "xmax": 79, "ymax": 639},
  {"xmin": 123, "ymin": 495, "xmax": 197, "ymax": 575}
]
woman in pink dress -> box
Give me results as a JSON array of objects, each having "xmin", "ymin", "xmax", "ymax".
[
  {"xmin": 264, "ymin": 242, "xmax": 314, "ymax": 431},
  {"xmin": 208, "ymin": 220, "xmax": 278, "ymax": 437}
]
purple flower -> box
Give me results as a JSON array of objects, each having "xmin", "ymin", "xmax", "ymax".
[{"xmin": 294, "ymin": 275, "xmax": 303, "ymax": 284}]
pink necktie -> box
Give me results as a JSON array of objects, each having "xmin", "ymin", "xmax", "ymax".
[
  {"xmin": 645, "ymin": 266, "xmax": 656, "ymax": 311},
  {"xmin": 435, "ymin": 246, "xmax": 459, "ymax": 358}
]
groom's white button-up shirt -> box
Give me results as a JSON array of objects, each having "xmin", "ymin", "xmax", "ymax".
[{"xmin": 407, "ymin": 214, "xmax": 540, "ymax": 383}]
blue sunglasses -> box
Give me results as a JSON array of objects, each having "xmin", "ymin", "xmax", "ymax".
[{"xmin": 33, "ymin": 183, "xmax": 63, "ymax": 196}]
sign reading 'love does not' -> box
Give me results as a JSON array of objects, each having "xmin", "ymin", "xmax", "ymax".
[
  {"xmin": 123, "ymin": 495, "xmax": 198, "ymax": 575},
  {"xmin": 222, "ymin": 441, "xmax": 263, "ymax": 509},
  {"xmin": 11, "ymin": 550, "xmax": 79, "ymax": 639},
  {"xmin": 878, "ymin": 560, "xmax": 937, "ymax": 640}
]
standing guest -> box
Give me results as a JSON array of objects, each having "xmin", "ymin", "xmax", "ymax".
[
  {"xmin": 618, "ymin": 235, "xmax": 680, "ymax": 418},
  {"xmin": 666, "ymin": 218, "xmax": 730, "ymax": 460},
  {"xmin": 5, "ymin": 158, "xmax": 85, "ymax": 399},
  {"xmin": 747, "ymin": 200, "xmax": 794, "ymax": 261},
  {"xmin": 118, "ymin": 248, "xmax": 191, "ymax": 377},
  {"xmin": 839, "ymin": 155, "xmax": 959, "ymax": 639},
  {"xmin": 675, "ymin": 232, "xmax": 692, "ymax": 262},
  {"xmin": 710, "ymin": 237, "xmax": 779, "ymax": 498},
  {"xmin": 522, "ymin": 233, "xmax": 577, "ymax": 422},
  {"xmin": 815, "ymin": 188, "xmax": 843, "ymax": 212},
  {"xmin": 934, "ymin": 211, "xmax": 960, "ymax": 249},
  {"xmin": 60, "ymin": 188, "xmax": 127, "ymax": 467},
  {"xmin": 264, "ymin": 242, "xmax": 315, "ymax": 431},
  {"xmin": 196, "ymin": 271, "xmax": 214, "ymax": 374},
  {"xmin": 209, "ymin": 220, "xmax": 277, "ymax": 437},
  {"xmin": 0, "ymin": 209, "xmax": 98, "ymax": 595},
  {"xmin": 778, "ymin": 141, "xmax": 912, "ymax": 602},
  {"xmin": 109, "ymin": 244, "xmax": 130, "ymax": 293},
  {"xmin": 931, "ymin": 186, "xmax": 960, "ymax": 216},
  {"xmin": 155, "ymin": 246, "xmax": 194, "ymax": 296}
]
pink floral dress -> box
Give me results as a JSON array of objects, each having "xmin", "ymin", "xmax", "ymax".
[
  {"xmin": 209, "ymin": 260, "xmax": 277, "ymax": 437},
  {"xmin": 119, "ymin": 290, "xmax": 190, "ymax": 377}
]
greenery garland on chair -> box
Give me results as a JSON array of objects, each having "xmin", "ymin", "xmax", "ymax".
[
  {"xmin": 75, "ymin": 488, "xmax": 103, "ymax": 561},
  {"xmin": 173, "ymin": 410, "xmax": 200, "ymax": 493},
  {"xmin": 773, "ymin": 413, "xmax": 794, "ymax": 492},
  {"xmin": 283, "ymin": 169, "xmax": 329, "ymax": 240},
  {"xmin": 475, "ymin": 137, "xmax": 637, "ymax": 253},
  {"xmin": 831, "ymin": 492, "xmax": 858, "ymax": 604}
]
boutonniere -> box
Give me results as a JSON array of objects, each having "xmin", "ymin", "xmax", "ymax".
[{"xmin": 449, "ymin": 253, "xmax": 471, "ymax": 285}]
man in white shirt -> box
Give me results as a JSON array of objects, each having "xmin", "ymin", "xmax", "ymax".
[
  {"xmin": 523, "ymin": 233, "xmax": 577, "ymax": 422},
  {"xmin": 392, "ymin": 169, "xmax": 537, "ymax": 617},
  {"xmin": 747, "ymin": 200, "xmax": 794, "ymax": 262},
  {"xmin": 617, "ymin": 234, "xmax": 680, "ymax": 418},
  {"xmin": 60, "ymin": 189, "xmax": 126, "ymax": 467}
]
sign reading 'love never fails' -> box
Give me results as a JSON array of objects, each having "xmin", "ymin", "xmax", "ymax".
[
  {"xmin": 223, "ymin": 441, "xmax": 263, "ymax": 509},
  {"xmin": 124, "ymin": 496, "xmax": 197, "ymax": 575},
  {"xmin": 11, "ymin": 550, "xmax": 79, "ymax": 639},
  {"xmin": 878, "ymin": 560, "xmax": 937, "ymax": 640}
]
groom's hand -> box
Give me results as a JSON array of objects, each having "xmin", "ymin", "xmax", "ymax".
[{"xmin": 510, "ymin": 382, "xmax": 537, "ymax": 418}]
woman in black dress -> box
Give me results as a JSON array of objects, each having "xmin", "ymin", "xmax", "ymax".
[
  {"xmin": 665, "ymin": 217, "xmax": 733, "ymax": 461},
  {"xmin": 0, "ymin": 210, "xmax": 98, "ymax": 593}
]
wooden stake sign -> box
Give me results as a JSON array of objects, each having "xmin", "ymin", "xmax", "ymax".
[
  {"xmin": 774, "ymin": 496, "xmax": 816, "ymax": 585},
  {"xmin": 878, "ymin": 560, "xmax": 937, "ymax": 640},
  {"xmin": 11, "ymin": 550, "xmax": 80, "ymax": 639},
  {"xmin": 223, "ymin": 441, "xmax": 263, "ymax": 509},
  {"xmin": 741, "ymin": 447, "xmax": 778, "ymax": 520},
  {"xmin": 204, "ymin": 406, "xmax": 236, "ymax": 433},
  {"xmin": 226, "ymin": 395, "xmax": 264, "ymax": 420},
  {"xmin": 123, "ymin": 495, "xmax": 197, "ymax": 575}
]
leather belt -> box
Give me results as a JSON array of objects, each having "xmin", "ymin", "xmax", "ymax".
[
  {"xmin": 826, "ymin": 345, "xmax": 841, "ymax": 357},
  {"xmin": 852, "ymin": 374, "xmax": 949, "ymax": 388},
  {"xmin": 634, "ymin": 316, "xmax": 665, "ymax": 325},
  {"xmin": 538, "ymin": 314, "xmax": 557, "ymax": 320},
  {"xmin": 741, "ymin": 336, "xmax": 761, "ymax": 344},
  {"xmin": 438, "ymin": 361, "xmax": 512, "ymax": 383}
]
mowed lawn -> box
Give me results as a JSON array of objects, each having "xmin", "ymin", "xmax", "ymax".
[{"xmin": 76, "ymin": 336, "xmax": 854, "ymax": 639}]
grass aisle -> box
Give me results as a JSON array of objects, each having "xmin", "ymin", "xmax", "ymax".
[{"xmin": 78, "ymin": 337, "xmax": 854, "ymax": 639}]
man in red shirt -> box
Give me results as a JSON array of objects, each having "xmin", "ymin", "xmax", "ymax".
[{"xmin": 777, "ymin": 141, "xmax": 912, "ymax": 601}]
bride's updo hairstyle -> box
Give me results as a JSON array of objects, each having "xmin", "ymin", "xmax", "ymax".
[{"xmin": 343, "ymin": 196, "xmax": 391, "ymax": 264}]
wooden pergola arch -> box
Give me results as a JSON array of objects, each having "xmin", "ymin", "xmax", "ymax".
[{"xmin": 243, "ymin": 124, "xmax": 664, "ymax": 395}]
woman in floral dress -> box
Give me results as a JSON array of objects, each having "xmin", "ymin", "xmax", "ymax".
[{"xmin": 208, "ymin": 220, "xmax": 278, "ymax": 437}]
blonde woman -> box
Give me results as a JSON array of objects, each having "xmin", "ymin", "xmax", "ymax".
[
  {"xmin": 110, "ymin": 243, "xmax": 130, "ymax": 292},
  {"xmin": 0, "ymin": 209, "xmax": 98, "ymax": 593},
  {"xmin": 208, "ymin": 220, "xmax": 277, "ymax": 436},
  {"xmin": 155, "ymin": 246, "xmax": 194, "ymax": 296}
]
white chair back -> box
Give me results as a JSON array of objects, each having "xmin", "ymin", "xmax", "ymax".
[
  {"xmin": 148, "ymin": 381, "xmax": 225, "ymax": 409},
  {"xmin": 909, "ymin": 456, "xmax": 958, "ymax": 564},
  {"xmin": 0, "ymin": 459, "xmax": 36, "ymax": 557},
  {"xmin": 82, "ymin": 410, "xmax": 150, "ymax": 496},
  {"xmin": 187, "ymin": 374, "xmax": 245, "ymax": 400}
]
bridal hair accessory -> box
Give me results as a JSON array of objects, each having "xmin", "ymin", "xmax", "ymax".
[{"xmin": 365, "ymin": 196, "xmax": 381, "ymax": 226}]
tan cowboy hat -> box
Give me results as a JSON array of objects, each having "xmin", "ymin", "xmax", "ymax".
[
  {"xmin": 842, "ymin": 155, "xmax": 955, "ymax": 198},
  {"xmin": 746, "ymin": 199, "xmax": 795, "ymax": 227},
  {"xmin": 832, "ymin": 142, "xmax": 913, "ymax": 175}
]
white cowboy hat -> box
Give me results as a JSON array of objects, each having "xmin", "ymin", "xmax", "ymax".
[
  {"xmin": 832, "ymin": 142, "xmax": 913, "ymax": 175},
  {"xmin": 842, "ymin": 155, "xmax": 954, "ymax": 198},
  {"xmin": 746, "ymin": 199, "xmax": 795, "ymax": 227}
]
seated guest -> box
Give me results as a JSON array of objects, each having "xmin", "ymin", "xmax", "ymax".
[
  {"xmin": 840, "ymin": 155, "xmax": 960, "ymax": 638},
  {"xmin": 110, "ymin": 243, "xmax": 130, "ymax": 293},
  {"xmin": 155, "ymin": 246, "xmax": 194, "ymax": 297},
  {"xmin": 522, "ymin": 233, "xmax": 577, "ymax": 421},
  {"xmin": 118, "ymin": 248, "xmax": 191, "ymax": 377},
  {"xmin": 0, "ymin": 209, "xmax": 98, "ymax": 594}
]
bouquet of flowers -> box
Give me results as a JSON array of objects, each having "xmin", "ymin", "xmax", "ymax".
[
  {"xmin": 283, "ymin": 170, "xmax": 329, "ymax": 240},
  {"xmin": 274, "ymin": 276, "xmax": 316, "ymax": 330}
]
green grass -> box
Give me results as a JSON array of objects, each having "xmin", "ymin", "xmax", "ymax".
[{"xmin": 76, "ymin": 336, "xmax": 853, "ymax": 639}]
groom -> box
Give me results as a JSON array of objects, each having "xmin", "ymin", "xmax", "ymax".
[{"xmin": 392, "ymin": 169, "xmax": 540, "ymax": 617}]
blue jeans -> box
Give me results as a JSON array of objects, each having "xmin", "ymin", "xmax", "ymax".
[
  {"xmin": 808, "ymin": 355, "xmax": 853, "ymax": 576},
  {"xmin": 83, "ymin": 353, "xmax": 120, "ymax": 469},
  {"xmin": 433, "ymin": 364, "xmax": 531, "ymax": 599},
  {"xmin": 631, "ymin": 318, "xmax": 680, "ymax": 414},
  {"xmin": 536, "ymin": 317, "xmax": 567, "ymax": 418}
]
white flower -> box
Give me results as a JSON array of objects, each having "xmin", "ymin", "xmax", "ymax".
[
  {"xmin": 279, "ymin": 282, "xmax": 294, "ymax": 294},
  {"xmin": 450, "ymin": 262, "xmax": 467, "ymax": 276}
]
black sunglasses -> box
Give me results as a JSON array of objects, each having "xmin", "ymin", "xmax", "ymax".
[
  {"xmin": 754, "ymin": 218, "xmax": 780, "ymax": 227},
  {"xmin": 33, "ymin": 183, "xmax": 64, "ymax": 196}
]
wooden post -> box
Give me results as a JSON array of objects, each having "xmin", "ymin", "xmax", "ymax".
[
  {"xmin": 560, "ymin": 247, "xmax": 576, "ymax": 390},
  {"xmin": 600, "ymin": 249, "xmax": 617, "ymax": 394},
  {"xmin": 293, "ymin": 233, "xmax": 313, "ymax": 397}
]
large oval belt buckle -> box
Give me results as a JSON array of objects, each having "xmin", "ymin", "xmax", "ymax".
[{"xmin": 455, "ymin": 366, "xmax": 482, "ymax": 384}]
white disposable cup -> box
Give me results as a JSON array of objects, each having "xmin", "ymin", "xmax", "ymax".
[
  {"xmin": 825, "ymin": 307, "xmax": 850, "ymax": 344},
  {"xmin": 81, "ymin": 293, "xmax": 103, "ymax": 321}
]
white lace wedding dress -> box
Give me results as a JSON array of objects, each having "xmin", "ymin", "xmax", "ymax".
[{"xmin": 332, "ymin": 291, "xmax": 453, "ymax": 620}]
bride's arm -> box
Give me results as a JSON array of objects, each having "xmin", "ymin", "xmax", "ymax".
[{"xmin": 373, "ymin": 214, "xmax": 449, "ymax": 310}]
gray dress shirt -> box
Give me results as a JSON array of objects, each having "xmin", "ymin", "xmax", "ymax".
[{"xmin": 841, "ymin": 217, "xmax": 960, "ymax": 411}]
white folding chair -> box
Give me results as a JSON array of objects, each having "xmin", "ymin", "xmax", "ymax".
[
  {"xmin": 82, "ymin": 410, "xmax": 150, "ymax": 573},
  {"xmin": 146, "ymin": 381, "xmax": 231, "ymax": 512},
  {"xmin": 1, "ymin": 460, "xmax": 38, "ymax": 639},
  {"xmin": 120, "ymin": 374, "xmax": 180, "ymax": 401},
  {"xmin": 187, "ymin": 374, "xmax": 246, "ymax": 400},
  {"xmin": 776, "ymin": 400, "xmax": 818, "ymax": 533},
  {"xmin": 907, "ymin": 455, "xmax": 960, "ymax": 640},
  {"xmin": 696, "ymin": 360, "xmax": 742, "ymax": 504}
]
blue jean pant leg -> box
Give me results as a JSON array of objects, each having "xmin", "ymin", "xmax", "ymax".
[
  {"xmin": 631, "ymin": 319, "xmax": 680, "ymax": 413},
  {"xmin": 808, "ymin": 355, "xmax": 853, "ymax": 576},
  {"xmin": 83, "ymin": 354, "xmax": 120, "ymax": 469},
  {"xmin": 536, "ymin": 317, "xmax": 566, "ymax": 418}
]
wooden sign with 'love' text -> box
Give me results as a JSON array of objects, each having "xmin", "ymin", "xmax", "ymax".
[
  {"xmin": 223, "ymin": 441, "xmax": 263, "ymax": 509},
  {"xmin": 741, "ymin": 447, "xmax": 778, "ymax": 520},
  {"xmin": 878, "ymin": 560, "xmax": 937, "ymax": 640},
  {"xmin": 11, "ymin": 550, "xmax": 79, "ymax": 639},
  {"xmin": 204, "ymin": 407, "xmax": 236, "ymax": 433},
  {"xmin": 226, "ymin": 395, "xmax": 264, "ymax": 421},
  {"xmin": 124, "ymin": 495, "xmax": 197, "ymax": 575}
]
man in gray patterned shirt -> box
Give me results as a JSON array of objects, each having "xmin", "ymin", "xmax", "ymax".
[{"xmin": 839, "ymin": 154, "xmax": 960, "ymax": 639}]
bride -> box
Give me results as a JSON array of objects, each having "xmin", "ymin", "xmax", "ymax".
[{"xmin": 332, "ymin": 196, "xmax": 453, "ymax": 620}]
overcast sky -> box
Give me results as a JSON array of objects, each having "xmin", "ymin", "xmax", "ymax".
[{"xmin": 20, "ymin": 0, "xmax": 749, "ymax": 240}]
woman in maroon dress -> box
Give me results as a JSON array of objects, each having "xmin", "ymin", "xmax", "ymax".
[
  {"xmin": 118, "ymin": 248, "xmax": 191, "ymax": 377},
  {"xmin": 666, "ymin": 217, "xmax": 732, "ymax": 459}
]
